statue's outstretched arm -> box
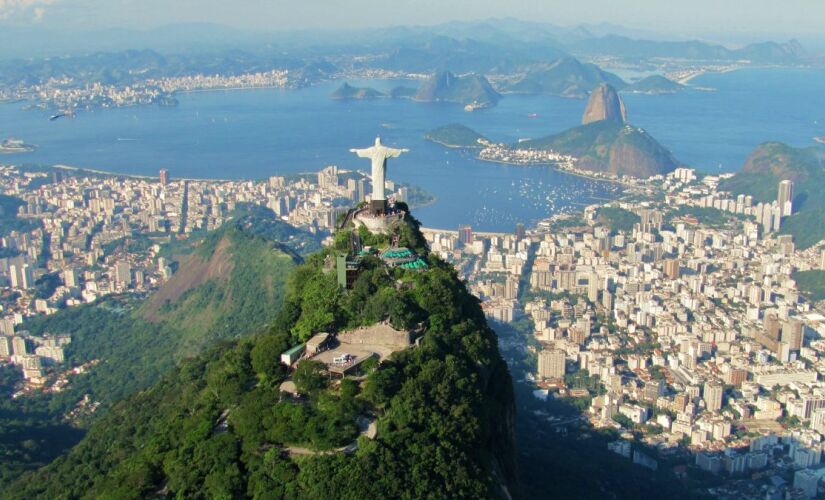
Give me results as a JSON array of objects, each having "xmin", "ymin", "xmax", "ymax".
[
  {"xmin": 386, "ymin": 148, "xmax": 410, "ymax": 158},
  {"xmin": 349, "ymin": 148, "xmax": 374, "ymax": 159}
]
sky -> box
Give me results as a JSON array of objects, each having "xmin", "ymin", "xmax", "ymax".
[{"xmin": 2, "ymin": 0, "xmax": 825, "ymax": 42}]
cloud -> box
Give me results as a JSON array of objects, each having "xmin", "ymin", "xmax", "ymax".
[{"xmin": 0, "ymin": 0, "xmax": 57, "ymax": 20}]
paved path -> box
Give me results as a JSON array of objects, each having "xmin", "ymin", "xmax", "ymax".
[{"xmin": 283, "ymin": 415, "xmax": 377, "ymax": 457}]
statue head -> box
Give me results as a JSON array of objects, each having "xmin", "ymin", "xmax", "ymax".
[{"xmin": 375, "ymin": 136, "xmax": 382, "ymax": 146}]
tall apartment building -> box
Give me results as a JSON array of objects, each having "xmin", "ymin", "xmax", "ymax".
[
  {"xmin": 777, "ymin": 180, "xmax": 794, "ymax": 216},
  {"xmin": 703, "ymin": 381, "xmax": 724, "ymax": 412},
  {"xmin": 538, "ymin": 349, "xmax": 566, "ymax": 379}
]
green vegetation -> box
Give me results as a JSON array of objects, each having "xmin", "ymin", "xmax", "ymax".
[
  {"xmin": 779, "ymin": 208, "xmax": 825, "ymax": 250},
  {"xmin": 612, "ymin": 413, "xmax": 634, "ymax": 429},
  {"xmin": 0, "ymin": 208, "xmax": 318, "ymax": 486},
  {"xmin": 425, "ymin": 123, "xmax": 488, "ymax": 148},
  {"xmin": 4, "ymin": 214, "xmax": 516, "ymax": 499},
  {"xmin": 596, "ymin": 206, "xmax": 640, "ymax": 233},
  {"xmin": 518, "ymin": 120, "xmax": 677, "ymax": 178},
  {"xmin": 330, "ymin": 83, "xmax": 384, "ymax": 100},
  {"xmin": 668, "ymin": 205, "xmax": 747, "ymax": 229},
  {"xmin": 719, "ymin": 142, "xmax": 825, "ymax": 248},
  {"xmin": 502, "ymin": 57, "xmax": 626, "ymax": 98},
  {"xmin": 793, "ymin": 270, "xmax": 825, "ymax": 302},
  {"xmin": 414, "ymin": 71, "xmax": 501, "ymax": 107},
  {"xmin": 0, "ymin": 195, "xmax": 39, "ymax": 237},
  {"xmin": 0, "ymin": 365, "xmax": 85, "ymax": 486},
  {"xmin": 624, "ymin": 75, "xmax": 683, "ymax": 94}
]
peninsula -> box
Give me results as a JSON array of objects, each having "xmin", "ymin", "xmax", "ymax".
[
  {"xmin": 424, "ymin": 85, "xmax": 677, "ymax": 181},
  {"xmin": 517, "ymin": 83, "xmax": 677, "ymax": 178}
]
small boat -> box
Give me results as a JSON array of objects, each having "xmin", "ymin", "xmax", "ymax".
[
  {"xmin": 528, "ymin": 113, "xmax": 538, "ymax": 119},
  {"xmin": 49, "ymin": 109, "xmax": 76, "ymax": 121}
]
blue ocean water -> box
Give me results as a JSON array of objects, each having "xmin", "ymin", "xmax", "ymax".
[{"xmin": 1, "ymin": 68, "xmax": 823, "ymax": 231}]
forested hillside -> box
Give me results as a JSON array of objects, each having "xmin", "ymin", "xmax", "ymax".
[
  {"xmin": 5, "ymin": 213, "xmax": 517, "ymax": 499},
  {"xmin": 0, "ymin": 207, "xmax": 318, "ymax": 487}
]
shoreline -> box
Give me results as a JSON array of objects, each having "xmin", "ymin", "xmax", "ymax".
[
  {"xmin": 424, "ymin": 137, "xmax": 483, "ymax": 150},
  {"xmin": 672, "ymin": 64, "xmax": 746, "ymax": 85},
  {"xmin": 43, "ymin": 165, "xmax": 438, "ymax": 209},
  {"xmin": 173, "ymin": 84, "xmax": 292, "ymax": 95},
  {"xmin": 50, "ymin": 164, "xmax": 233, "ymax": 183},
  {"xmin": 475, "ymin": 156, "xmax": 635, "ymax": 187},
  {"xmin": 0, "ymin": 148, "xmax": 36, "ymax": 154}
]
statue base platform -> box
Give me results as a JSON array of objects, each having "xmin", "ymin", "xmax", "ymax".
[{"xmin": 352, "ymin": 206, "xmax": 404, "ymax": 234}]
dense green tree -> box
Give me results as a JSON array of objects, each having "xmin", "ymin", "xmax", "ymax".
[
  {"xmin": 251, "ymin": 332, "xmax": 291, "ymax": 384},
  {"xmin": 293, "ymin": 360, "xmax": 328, "ymax": 395},
  {"xmin": 2, "ymin": 215, "xmax": 517, "ymax": 499}
]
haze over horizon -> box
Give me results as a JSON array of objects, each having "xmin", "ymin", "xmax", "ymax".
[{"xmin": 2, "ymin": 0, "xmax": 825, "ymax": 46}]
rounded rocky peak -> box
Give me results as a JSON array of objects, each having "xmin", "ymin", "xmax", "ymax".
[{"xmin": 582, "ymin": 83, "xmax": 627, "ymax": 126}]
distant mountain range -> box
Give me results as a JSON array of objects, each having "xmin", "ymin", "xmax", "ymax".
[
  {"xmin": 1, "ymin": 19, "xmax": 806, "ymax": 64},
  {"xmin": 0, "ymin": 18, "xmax": 809, "ymax": 86},
  {"xmin": 499, "ymin": 57, "xmax": 626, "ymax": 98},
  {"xmin": 566, "ymin": 35, "xmax": 804, "ymax": 63},
  {"xmin": 0, "ymin": 48, "xmax": 332, "ymax": 88}
]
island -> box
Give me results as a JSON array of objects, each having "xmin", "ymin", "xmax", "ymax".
[
  {"xmin": 0, "ymin": 138, "xmax": 36, "ymax": 154},
  {"xmin": 623, "ymin": 75, "xmax": 685, "ymax": 95},
  {"xmin": 414, "ymin": 70, "xmax": 501, "ymax": 109},
  {"xmin": 424, "ymin": 123, "xmax": 489, "ymax": 148},
  {"xmin": 330, "ymin": 82, "xmax": 385, "ymax": 100}
]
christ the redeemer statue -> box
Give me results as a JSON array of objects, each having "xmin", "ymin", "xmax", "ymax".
[{"xmin": 350, "ymin": 137, "xmax": 408, "ymax": 211}]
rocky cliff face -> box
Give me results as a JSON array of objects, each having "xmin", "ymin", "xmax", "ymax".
[{"xmin": 581, "ymin": 83, "xmax": 627, "ymax": 125}]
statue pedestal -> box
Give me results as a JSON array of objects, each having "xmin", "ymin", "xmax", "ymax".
[
  {"xmin": 369, "ymin": 199, "xmax": 387, "ymax": 215},
  {"xmin": 352, "ymin": 206, "xmax": 404, "ymax": 234}
]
